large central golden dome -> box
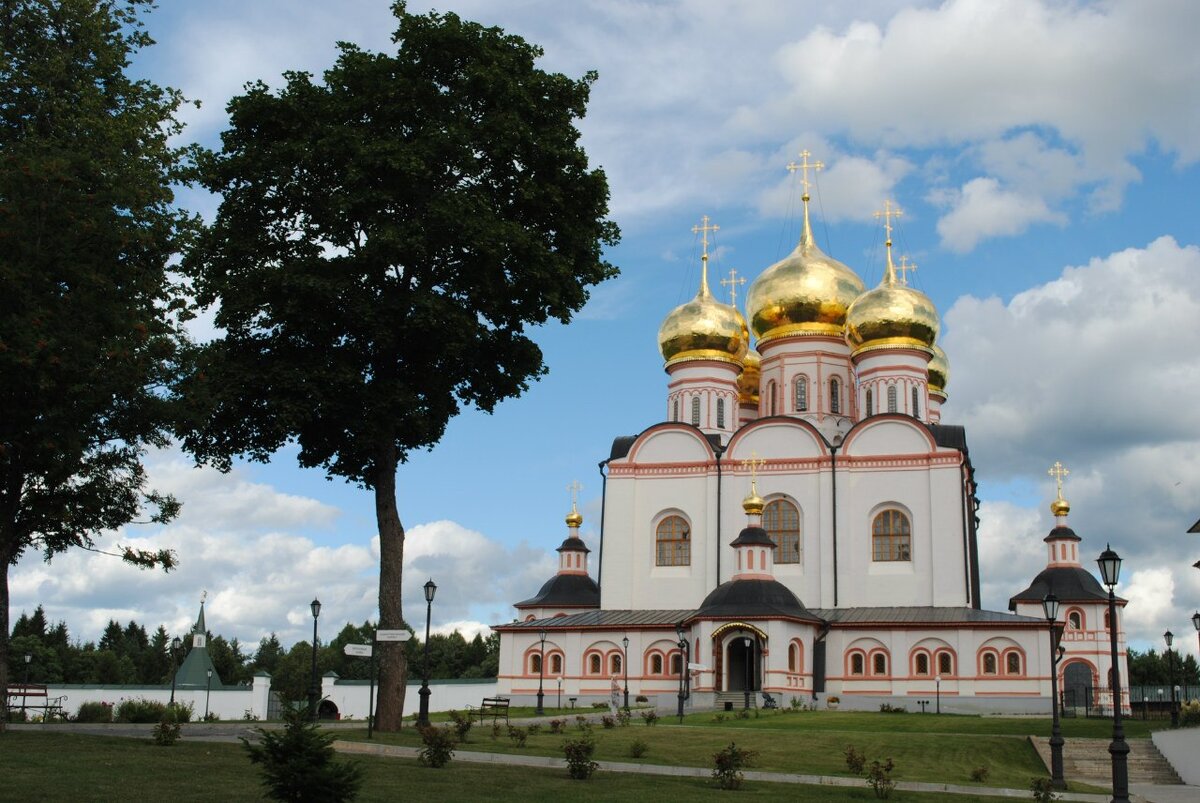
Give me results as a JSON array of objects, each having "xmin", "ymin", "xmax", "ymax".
[{"xmin": 746, "ymin": 204, "xmax": 865, "ymax": 344}]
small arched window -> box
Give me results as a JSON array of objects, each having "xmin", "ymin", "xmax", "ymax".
[
  {"xmin": 830, "ymin": 378, "xmax": 840, "ymax": 414},
  {"xmin": 717, "ymin": 398, "xmax": 726, "ymax": 429},
  {"xmin": 1067, "ymin": 611, "xmax": 1082, "ymax": 630},
  {"xmin": 982, "ymin": 653, "xmax": 998, "ymax": 675},
  {"xmin": 872, "ymin": 509, "xmax": 912, "ymax": 562},
  {"xmin": 672, "ymin": 398, "xmax": 679, "ymax": 422},
  {"xmin": 589, "ymin": 653, "xmax": 602, "ymax": 674},
  {"xmin": 937, "ymin": 652, "xmax": 953, "ymax": 676},
  {"xmin": 670, "ymin": 653, "xmax": 682, "ymax": 676},
  {"xmin": 850, "ymin": 653, "xmax": 865, "ymax": 675},
  {"xmin": 911, "ymin": 386, "xmax": 919, "ymax": 418},
  {"xmin": 551, "ymin": 654, "xmax": 563, "ymax": 674},
  {"xmin": 763, "ymin": 499, "xmax": 801, "ymax": 564},
  {"xmin": 768, "ymin": 381, "xmax": 777, "ymax": 416},
  {"xmin": 651, "ymin": 654, "xmax": 663, "ymax": 674},
  {"xmin": 872, "ymin": 653, "xmax": 888, "ymax": 676},
  {"xmin": 1005, "ymin": 652, "xmax": 1022, "ymax": 675},
  {"xmin": 866, "ymin": 388, "xmax": 874, "ymax": 417},
  {"xmin": 788, "ymin": 643, "xmax": 799, "ymax": 672},
  {"xmin": 611, "ymin": 654, "xmax": 622, "ymax": 675},
  {"xmin": 656, "ymin": 515, "xmax": 691, "ymax": 566},
  {"xmin": 690, "ymin": 396, "xmax": 701, "ymax": 426},
  {"xmin": 915, "ymin": 653, "xmax": 930, "ymax": 675},
  {"xmin": 530, "ymin": 654, "xmax": 542, "ymax": 674},
  {"xmin": 795, "ymin": 376, "xmax": 808, "ymax": 412},
  {"xmin": 887, "ymin": 384, "xmax": 898, "ymax": 413}
]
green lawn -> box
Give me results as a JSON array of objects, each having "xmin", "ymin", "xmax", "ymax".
[{"xmin": 0, "ymin": 731, "xmax": 1003, "ymax": 802}]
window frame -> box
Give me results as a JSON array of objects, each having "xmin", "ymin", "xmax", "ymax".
[
  {"xmin": 763, "ymin": 499, "xmax": 801, "ymax": 564},
  {"xmin": 830, "ymin": 377, "xmax": 840, "ymax": 414},
  {"xmin": 887, "ymin": 384, "xmax": 898, "ymax": 413},
  {"xmin": 795, "ymin": 375, "xmax": 808, "ymax": 412},
  {"xmin": 655, "ymin": 514, "xmax": 691, "ymax": 566},
  {"xmin": 871, "ymin": 509, "xmax": 912, "ymax": 562}
]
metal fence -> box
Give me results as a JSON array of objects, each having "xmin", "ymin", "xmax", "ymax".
[{"xmin": 1062, "ymin": 685, "xmax": 1198, "ymax": 719}]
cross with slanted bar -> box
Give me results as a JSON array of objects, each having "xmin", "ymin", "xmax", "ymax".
[
  {"xmin": 567, "ymin": 480, "xmax": 583, "ymax": 511},
  {"xmin": 1048, "ymin": 461, "xmax": 1069, "ymax": 498},
  {"xmin": 897, "ymin": 256, "xmax": 917, "ymax": 286},
  {"xmin": 786, "ymin": 149, "xmax": 823, "ymax": 199},
  {"xmin": 721, "ymin": 268, "xmax": 745, "ymax": 307},
  {"xmin": 742, "ymin": 451, "xmax": 767, "ymax": 495}
]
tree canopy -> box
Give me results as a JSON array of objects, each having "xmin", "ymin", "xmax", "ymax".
[
  {"xmin": 179, "ymin": 1, "xmax": 618, "ymax": 730},
  {"xmin": 0, "ymin": 0, "xmax": 194, "ymax": 728}
]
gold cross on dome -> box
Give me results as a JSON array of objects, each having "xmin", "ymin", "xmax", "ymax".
[
  {"xmin": 567, "ymin": 480, "xmax": 583, "ymax": 512},
  {"xmin": 897, "ymin": 256, "xmax": 917, "ymax": 286},
  {"xmin": 874, "ymin": 200, "xmax": 903, "ymax": 245},
  {"xmin": 720, "ymin": 268, "xmax": 745, "ymax": 307},
  {"xmin": 1048, "ymin": 461, "xmax": 1069, "ymax": 498},
  {"xmin": 692, "ymin": 215, "xmax": 719, "ymax": 260},
  {"xmin": 786, "ymin": 150, "xmax": 823, "ymax": 199},
  {"xmin": 741, "ymin": 451, "xmax": 767, "ymax": 494}
]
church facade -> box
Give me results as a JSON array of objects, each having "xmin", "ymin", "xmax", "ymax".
[{"xmin": 493, "ymin": 163, "xmax": 1127, "ymax": 713}]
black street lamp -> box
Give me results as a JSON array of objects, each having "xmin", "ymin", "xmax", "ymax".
[
  {"xmin": 934, "ymin": 674, "xmax": 941, "ymax": 714},
  {"xmin": 1164, "ymin": 631, "xmax": 1178, "ymax": 727},
  {"xmin": 622, "ymin": 636, "xmax": 630, "ymax": 710},
  {"xmin": 205, "ymin": 668, "xmax": 213, "ymax": 721},
  {"xmin": 557, "ymin": 675, "xmax": 562, "ymax": 710},
  {"xmin": 22, "ymin": 653, "xmax": 31, "ymax": 716},
  {"xmin": 535, "ymin": 628, "xmax": 547, "ymax": 716},
  {"xmin": 675, "ymin": 622, "xmax": 691, "ymax": 724},
  {"xmin": 1042, "ymin": 593, "xmax": 1066, "ymax": 790},
  {"xmin": 1193, "ymin": 612, "xmax": 1200, "ymax": 681},
  {"xmin": 309, "ymin": 597, "xmax": 322, "ymax": 721},
  {"xmin": 742, "ymin": 636, "xmax": 752, "ymax": 710},
  {"xmin": 168, "ymin": 636, "xmax": 182, "ymax": 707},
  {"xmin": 1097, "ymin": 545, "xmax": 1130, "ymax": 803},
  {"xmin": 418, "ymin": 579, "xmax": 436, "ymax": 727}
]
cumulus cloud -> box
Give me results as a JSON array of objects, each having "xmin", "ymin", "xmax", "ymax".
[{"xmin": 934, "ymin": 177, "xmax": 1067, "ymax": 252}]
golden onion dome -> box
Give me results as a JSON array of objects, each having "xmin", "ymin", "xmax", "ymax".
[
  {"xmin": 746, "ymin": 200, "xmax": 865, "ymax": 344},
  {"xmin": 845, "ymin": 254, "xmax": 939, "ymax": 356},
  {"xmin": 737, "ymin": 349, "xmax": 761, "ymax": 405},
  {"xmin": 565, "ymin": 508, "xmax": 583, "ymax": 528},
  {"xmin": 658, "ymin": 271, "xmax": 749, "ymax": 368},
  {"xmin": 1050, "ymin": 496, "xmax": 1070, "ymax": 517},
  {"xmin": 742, "ymin": 487, "xmax": 765, "ymax": 516},
  {"xmin": 927, "ymin": 344, "xmax": 949, "ymax": 395}
]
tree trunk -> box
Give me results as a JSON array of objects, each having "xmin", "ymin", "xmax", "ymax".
[
  {"xmin": 0, "ymin": 553, "xmax": 10, "ymax": 734},
  {"xmin": 373, "ymin": 441, "xmax": 407, "ymax": 731}
]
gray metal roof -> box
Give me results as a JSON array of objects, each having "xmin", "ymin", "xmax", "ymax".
[
  {"xmin": 495, "ymin": 610, "xmax": 695, "ymax": 631},
  {"xmin": 811, "ymin": 606, "xmax": 1045, "ymax": 626}
]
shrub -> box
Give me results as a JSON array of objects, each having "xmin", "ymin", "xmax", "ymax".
[
  {"xmin": 507, "ymin": 725, "xmax": 528, "ymax": 748},
  {"xmin": 204, "ymin": 711, "xmax": 219, "ymax": 722},
  {"xmin": 575, "ymin": 715, "xmax": 589, "ymax": 729},
  {"xmin": 115, "ymin": 698, "xmax": 166, "ymax": 723},
  {"xmin": 789, "ymin": 696, "xmax": 806, "ymax": 711},
  {"xmin": 867, "ymin": 758, "xmax": 896, "ymax": 799},
  {"xmin": 549, "ymin": 719, "xmax": 566, "ymax": 734},
  {"xmin": 640, "ymin": 710, "xmax": 659, "ymax": 726},
  {"xmin": 1030, "ymin": 777, "xmax": 1059, "ymax": 803},
  {"xmin": 563, "ymin": 735, "xmax": 599, "ymax": 780},
  {"xmin": 971, "ymin": 765, "xmax": 990, "ymax": 782},
  {"xmin": 591, "ymin": 701, "xmax": 609, "ymax": 709},
  {"xmin": 635, "ymin": 694, "xmax": 649, "ymax": 703},
  {"xmin": 712, "ymin": 714, "xmax": 727, "ymax": 723},
  {"xmin": 616, "ymin": 709, "xmax": 631, "ymax": 727},
  {"xmin": 243, "ymin": 709, "xmax": 260, "ymax": 721},
  {"xmin": 417, "ymin": 725, "xmax": 457, "ymax": 768},
  {"xmin": 712, "ymin": 742, "xmax": 756, "ymax": 790},
  {"xmin": 491, "ymin": 722, "xmax": 503, "ymax": 740},
  {"xmin": 75, "ymin": 701, "xmax": 113, "ymax": 723},
  {"xmin": 629, "ymin": 738, "xmax": 649, "ymax": 758},
  {"xmin": 878, "ymin": 703, "xmax": 907, "ymax": 713},
  {"xmin": 845, "ymin": 745, "xmax": 866, "ymax": 774},
  {"xmin": 600, "ymin": 714, "xmax": 616, "ymax": 729},
  {"xmin": 447, "ymin": 709, "xmax": 473, "ymax": 742},
  {"xmin": 153, "ymin": 710, "xmax": 182, "ymax": 746},
  {"xmin": 1180, "ymin": 699, "xmax": 1200, "ymax": 727},
  {"xmin": 526, "ymin": 723, "xmax": 541, "ymax": 736},
  {"xmin": 734, "ymin": 708, "xmax": 750, "ymax": 720},
  {"xmin": 242, "ymin": 705, "xmax": 363, "ymax": 801}
]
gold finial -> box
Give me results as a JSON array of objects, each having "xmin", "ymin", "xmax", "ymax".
[
  {"xmin": 873, "ymin": 200, "xmax": 903, "ymax": 285},
  {"xmin": 691, "ymin": 215, "xmax": 719, "ymax": 297},
  {"xmin": 786, "ymin": 149, "xmax": 823, "ymax": 246},
  {"xmin": 566, "ymin": 480, "xmax": 583, "ymax": 527},
  {"xmin": 1048, "ymin": 461, "xmax": 1070, "ymax": 517},
  {"xmin": 741, "ymin": 451, "xmax": 767, "ymax": 515},
  {"xmin": 720, "ymin": 268, "xmax": 746, "ymax": 307},
  {"xmin": 897, "ymin": 256, "xmax": 917, "ymax": 286}
]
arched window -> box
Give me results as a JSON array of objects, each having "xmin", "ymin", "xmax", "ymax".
[
  {"xmin": 795, "ymin": 376, "xmax": 808, "ymax": 412},
  {"xmin": 830, "ymin": 378, "xmax": 840, "ymax": 414},
  {"xmin": 866, "ymin": 388, "xmax": 874, "ymax": 417},
  {"xmin": 1067, "ymin": 611, "xmax": 1082, "ymax": 630},
  {"xmin": 872, "ymin": 509, "xmax": 911, "ymax": 562},
  {"xmin": 672, "ymin": 398, "xmax": 679, "ymax": 422},
  {"xmin": 589, "ymin": 653, "xmax": 602, "ymax": 674},
  {"xmin": 551, "ymin": 654, "xmax": 563, "ymax": 674},
  {"xmin": 911, "ymin": 386, "xmax": 919, "ymax": 418},
  {"xmin": 670, "ymin": 653, "xmax": 682, "ymax": 676},
  {"xmin": 768, "ymin": 381, "xmax": 777, "ymax": 415},
  {"xmin": 610, "ymin": 654, "xmax": 622, "ymax": 675},
  {"xmin": 887, "ymin": 384, "xmax": 898, "ymax": 413},
  {"xmin": 872, "ymin": 653, "xmax": 888, "ymax": 676},
  {"xmin": 716, "ymin": 398, "xmax": 726, "ymax": 429},
  {"xmin": 1005, "ymin": 652, "xmax": 1022, "ymax": 675},
  {"xmin": 937, "ymin": 652, "xmax": 954, "ymax": 676},
  {"xmin": 530, "ymin": 654, "xmax": 542, "ymax": 674},
  {"xmin": 651, "ymin": 654, "xmax": 663, "ymax": 674},
  {"xmin": 850, "ymin": 653, "xmax": 865, "ymax": 675},
  {"xmin": 690, "ymin": 396, "xmax": 701, "ymax": 426},
  {"xmin": 656, "ymin": 515, "xmax": 690, "ymax": 566},
  {"xmin": 788, "ymin": 643, "xmax": 799, "ymax": 672},
  {"xmin": 763, "ymin": 499, "xmax": 801, "ymax": 564},
  {"xmin": 982, "ymin": 652, "xmax": 998, "ymax": 675},
  {"xmin": 914, "ymin": 653, "xmax": 930, "ymax": 675}
]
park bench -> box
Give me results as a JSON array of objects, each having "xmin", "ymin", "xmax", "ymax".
[
  {"xmin": 761, "ymin": 691, "xmax": 779, "ymax": 709},
  {"xmin": 5, "ymin": 684, "xmax": 67, "ymax": 721},
  {"xmin": 468, "ymin": 696, "xmax": 510, "ymax": 725}
]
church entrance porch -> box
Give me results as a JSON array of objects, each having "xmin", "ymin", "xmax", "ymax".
[{"xmin": 722, "ymin": 634, "xmax": 760, "ymax": 693}]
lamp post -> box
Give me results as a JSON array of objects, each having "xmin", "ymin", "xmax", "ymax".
[
  {"xmin": 743, "ymin": 636, "xmax": 752, "ymax": 710},
  {"xmin": 417, "ymin": 579, "xmax": 436, "ymax": 727},
  {"xmin": 1193, "ymin": 612, "xmax": 1200, "ymax": 688},
  {"xmin": 1097, "ymin": 545, "xmax": 1130, "ymax": 803},
  {"xmin": 22, "ymin": 653, "xmax": 31, "ymax": 716},
  {"xmin": 935, "ymin": 675, "xmax": 941, "ymax": 715},
  {"xmin": 622, "ymin": 636, "xmax": 630, "ymax": 710},
  {"xmin": 557, "ymin": 675, "xmax": 562, "ymax": 710},
  {"xmin": 308, "ymin": 597, "xmax": 322, "ymax": 721},
  {"xmin": 535, "ymin": 628, "xmax": 547, "ymax": 716},
  {"xmin": 205, "ymin": 668, "xmax": 213, "ymax": 721},
  {"xmin": 168, "ymin": 636, "xmax": 182, "ymax": 707},
  {"xmin": 1042, "ymin": 593, "xmax": 1066, "ymax": 790},
  {"xmin": 675, "ymin": 623, "xmax": 691, "ymax": 723},
  {"xmin": 1164, "ymin": 631, "xmax": 1178, "ymax": 727}
]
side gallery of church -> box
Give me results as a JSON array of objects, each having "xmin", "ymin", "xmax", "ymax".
[{"xmin": 493, "ymin": 158, "xmax": 1128, "ymax": 713}]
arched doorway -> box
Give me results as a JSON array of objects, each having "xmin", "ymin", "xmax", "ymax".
[
  {"xmin": 725, "ymin": 635, "xmax": 759, "ymax": 693},
  {"xmin": 1062, "ymin": 661, "xmax": 1093, "ymax": 713},
  {"xmin": 317, "ymin": 699, "xmax": 340, "ymax": 720}
]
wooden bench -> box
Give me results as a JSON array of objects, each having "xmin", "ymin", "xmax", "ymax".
[
  {"xmin": 5, "ymin": 684, "xmax": 67, "ymax": 721},
  {"xmin": 468, "ymin": 696, "xmax": 510, "ymax": 725}
]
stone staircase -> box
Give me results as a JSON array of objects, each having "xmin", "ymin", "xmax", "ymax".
[
  {"xmin": 714, "ymin": 691, "xmax": 758, "ymax": 710},
  {"xmin": 1029, "ymin": 737, "xmax": 1183, "ymax": 786}
]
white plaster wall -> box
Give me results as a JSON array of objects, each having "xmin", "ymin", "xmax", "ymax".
[
  {"xmin": 40, "ymin": 675, "xmax": 271, "ymax": 721},
  {"xmin": 1152, "ymin": 728, "xmax": 1200, "ymax": 786},
  {"xmin": 322, "ymin": 677, "xmax": 497, "ymax": 720}
]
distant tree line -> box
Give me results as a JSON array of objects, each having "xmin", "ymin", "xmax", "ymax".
[
  {"xmin": 7, "ymin": 606, "xmax": 497, "ymax": 701},
  {"xmin": 1127, "ymin": 646, "xmax": 1199, "ymax": 688}
]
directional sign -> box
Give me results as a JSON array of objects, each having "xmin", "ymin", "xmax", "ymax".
[
  {"xmin": 344, "ymin": 644, "xmax": 373, "ymax": 657},
  {"xmin": 375, "ymin": 629, "xmax": 413, "ymax": 642},
  {"xmin": 687, "ymin": 662, "xmax": 709, "ymax": 672}
]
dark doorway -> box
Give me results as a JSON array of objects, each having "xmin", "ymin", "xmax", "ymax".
[
  {"xmin": 726, "ymin": 637, "xmax": 759, "ymax": 692},
  {"xmin": 1063, "ymin": 661, "xmax": 1092, "ymax": 711}
]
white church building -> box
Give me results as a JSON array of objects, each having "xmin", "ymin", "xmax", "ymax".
[{"xmin": 493, "ymin": 159, "xmax": 1128, "ymax": 714}]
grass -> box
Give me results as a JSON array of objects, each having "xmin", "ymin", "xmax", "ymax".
[{"xmin": 0, "ymin": 731, "xmax": 998, "ymax": 802}]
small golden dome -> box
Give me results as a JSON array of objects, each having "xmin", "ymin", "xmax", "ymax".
[
  {"xmin": 658, "ymin": 278, "xmax": 749, "ymax": 367},
  {"xmin": 746, "ymin": 205, "xmax": 865, "ymax": 344},
  {"xmin": 845, "ymin": 258, "xmax": 939, "ymax": 356},
  {"xmin": 566, "ymin": 509, "xmax": 583, "ymax": 528},
  {"xmin": 742, "ymin": 489, "xmax": 765, "ymax": 515},
  {"xmin": 927, "ymin": 344, "xmax": 950, "ymax": 394},
  {"xmin": 1050, "ymin": 496, "xmax": 1070, "ymax": 517},
  {"xmin": 738, "ymin": 349, "xmax": 761, "ymax": 405}
]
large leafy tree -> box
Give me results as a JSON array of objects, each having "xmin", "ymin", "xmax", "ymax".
[
  {"xmin": 180, "ymin": 1, "xmax": 618, "ymax": 730},
  {"xmin": 0, "ymin": 0, "xmax": 193, "ymax": 729}
]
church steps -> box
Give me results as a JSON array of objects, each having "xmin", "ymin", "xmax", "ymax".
[{"xmin": 1029, "ymin": 737, "xmax": 1183, "ymax": 786}]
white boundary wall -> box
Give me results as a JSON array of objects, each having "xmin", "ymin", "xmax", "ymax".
[
  {"xmin": 321, "ymin": 676, "xmax": 497, "ymax": 720},
  {"xmin": 1151, "ymin": 728, "xmax": 1200, "ymax": 786},
  {"xmin": 35, "ymin": 673, "xmax": 272, "ymax": 721}
]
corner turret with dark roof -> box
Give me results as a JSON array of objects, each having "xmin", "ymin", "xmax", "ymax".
[
  {"xmin": 175, "ymin": 595, "xmax": 223, "ymax": 689},
  {"xmin": 515, "ymin": 499, "xmax": 599, "ymax": 612}
]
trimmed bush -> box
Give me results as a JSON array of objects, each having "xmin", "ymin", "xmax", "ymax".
[
  {"xmin": 75, "ymin": 701, "xmax": 113, "ymax": 723},
  {"xmin": 629, "ymin": 738, "xmax": 648, "ymax": 758},
  {"xmin": 115, "ymin": 698, "xmax": 166, "ymax": 723},
  {"xmin": 448, "ymin": 709, "xmax": 473, "ymax": 742},
  {"xmin": 417, "ymin": 725, "xmax": 457, "ymax": 768},
  {"xmin": 640, "ymin": 709, "xmax": 658, "ymax": 726},
  {"xmin": 563, "ymin": 735, "xmax": 599, "ymax": 780},
  {"xmin": 152, "ymin": 710, "xmax": 182, "ymax": 746}
]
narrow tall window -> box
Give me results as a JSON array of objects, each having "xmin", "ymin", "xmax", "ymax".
[
  {"xmin": 795, "ymin": 376, "xmax": 808, "ymax": 412},
  {"xmin": 872, "ymin": 653, "xmax": 888, "ymax": 675},
  {"xmin": 830, "ymin": 378, "xmax": 840, "ymax": 414},
  {"xmin": 866, "ymin": 388, "xmax": 874, "ymax": 417},
  {"xmin": 551, "ymin": 654, "xmax": 563, "ymax": 674},
  {"xmin": 672, "ymin": 398, "xmax": 679, "ymax": 422},
  {"xmin": 530, "ymin": 654, "xmax": 542, "ymax": 673},
  {"xmin": 589, "ymin": 654, "xmax": 601, "ymax": 674},
  {"xmin": 887, "ymin": 384, "xmax": 898, "ymax": 413},
  {"xmin": 670, "ymin": 653, "xmax": 682, "ymax": 676},
  {"xmin": 651, "ymin": 654, "xmax": 663, "ymax": 674},
  {"xmin": 915, "ymin": 653, "xmax": 930, "ymax": 675},
  {"xmin": 690, "ymin": 396, "xmax": 701, "ymax": 426},
  {"xmin": 611, "ymin": 654, "xmax": 622, "ymax": 675},
  {"xmin": 1005, "ymin": 652, "xmax": 1021, "ymax": 675},
  {"xmin": 763, "ymin": 499, "xmax": 801, "ymax": 564},
  {"xmin": 716, "ymin": 398, "xmax": 726, "ymax": 429},
  {"xmin": 938, "ymin": 652, "xmax": 953, "ymax": 676},
  {"xmin": 656, "ymin": 515, "xmax": 691, "ymax": 566},
  {"xmin": 850, "ymin": 653, "xmax": 865, "ymax": 675},
  {"xmin": 872, "ymin": 509, "xmax": 912, "ymax": 562},
  {"xmin": 768, "ymin": 381, "xmax": 777, "ymax": 415},
  {"xmin": 911, "ymin": 386, "xmax": 920, "ymax": 418},
  {"xmin": 982, "ymin": 653, "xmax": 997, "ymax": 675},
  {"xmin": 1068, "ymin": 611, "xmax": 1082, "ymax": 630}
]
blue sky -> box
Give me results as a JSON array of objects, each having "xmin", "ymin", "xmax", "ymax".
[{"xmin": 11, "ymin": 0, "xmax": 1200, "ymax": 660}]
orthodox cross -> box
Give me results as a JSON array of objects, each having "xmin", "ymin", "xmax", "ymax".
[
  {"xmin": 742, "ymin": 451, "xmax": 767, "ymax": 495},
  {"xmin": 874, "ymin": 200, "xmax": 903, "ymax": 245},
  {"xmin": 1048, "ymin": 461, "xmax": 1069, "ymax": 499},
  {"xmin": 786, "ymin": 149, "xmax": 823, "ymax": 199},
  {"xmin": 897, "ymin": 256, "xmax": 917, "ymax": 286},
  {"xmin": 721, "ymin": 268, "xmax": 746, "ymax": 307},
  {"xmin": 567, "ymin": 480, "xmax": 583, "ymax": 512},
  {"xmin": 692, "ymin": 215, "xmax": 719, "ymax": 292}
]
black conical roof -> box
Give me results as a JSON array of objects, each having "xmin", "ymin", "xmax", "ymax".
[
  {"xmin": 515, "ymin": 574, "xmax": 600, "ymax": 609},
  {"xmin": 695, "ymin": 578, "xmax": 822, "ymax": 622},
  {"xmin": 1008, "ymin": 566, "xmax": 1116, "ymax": 610}
]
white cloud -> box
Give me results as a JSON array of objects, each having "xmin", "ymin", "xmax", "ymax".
[{"xmin": 934, "ymin": 177, "xmax": 1067, "ymax": 252}]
